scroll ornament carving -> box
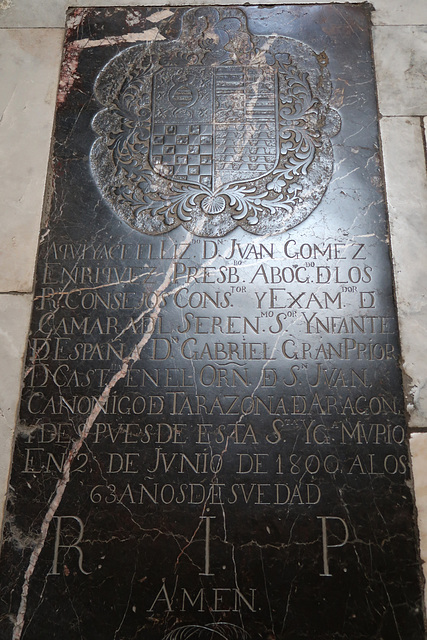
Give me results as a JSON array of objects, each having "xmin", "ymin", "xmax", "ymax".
[{"xmin": 90, "ymin": 7, "xmax": 341, "ymax": 236}]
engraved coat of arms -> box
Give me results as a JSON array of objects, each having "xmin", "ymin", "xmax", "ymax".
[{"xmin": 90, "ymin": 7, "xmax": 341, "ymax": 236}]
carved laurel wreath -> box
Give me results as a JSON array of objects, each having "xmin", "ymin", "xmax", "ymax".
[{"xmin": 90, "ymin": 7, "xmax": 341, "ymax": 237}]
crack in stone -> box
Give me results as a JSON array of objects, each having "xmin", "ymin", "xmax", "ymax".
[{"xmin": 12, "ymin": 234, "xmax": 192, "ymax": 640}]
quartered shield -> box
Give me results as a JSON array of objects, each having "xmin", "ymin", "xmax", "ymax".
[{"xmin": 149, "ymin": 65, "xmax": 279, "ymax": 192}]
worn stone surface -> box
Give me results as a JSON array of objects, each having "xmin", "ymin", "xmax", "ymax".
[{"xmin": 0, "ymin": 6, "xmax": 425, "ymax": 640}]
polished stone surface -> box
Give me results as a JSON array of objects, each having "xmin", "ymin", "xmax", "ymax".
[
  {"xmin": 0, "ymin": 6, "xmax": 425, "ymax": 640},
  {"xmin": 0, "ymin": 29, "xmax": 63, "ymax": 292}
]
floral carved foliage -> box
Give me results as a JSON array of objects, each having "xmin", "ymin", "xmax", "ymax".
[{"xmin": 90, "ymin": 7, "xmax": 341, "ymax": 237}]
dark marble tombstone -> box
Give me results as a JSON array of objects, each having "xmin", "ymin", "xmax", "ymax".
[{"xmin": 0, "ymin": 5, "xmax": 425, "ymax": 640}]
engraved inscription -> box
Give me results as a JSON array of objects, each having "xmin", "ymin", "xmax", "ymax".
[{"xmin": 0, "ymin": 6, "xmax": 425, "ymax": 640}]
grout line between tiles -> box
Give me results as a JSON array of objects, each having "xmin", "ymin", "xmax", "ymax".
[
  {"xmin": 0, "ymin": 292, "xmax": 33, "ymax": 296},
  {"xmin": 380, "ymin": 114, "xmax": 427, "ymax": 119},
  {"xmin": 0, "ymin": 25, "xmax": 64, "ymax": 29}
]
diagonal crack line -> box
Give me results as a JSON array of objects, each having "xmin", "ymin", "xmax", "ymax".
[{"xmin": 12, "ymin": 234, "xmax": 192, "ymax": 640}]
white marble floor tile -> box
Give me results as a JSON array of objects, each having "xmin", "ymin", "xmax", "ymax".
[
  {"xmin": 3, "ymin": 0, "xmax": 425, "ymax": 29},
  {"xmin": 0, "ymin": 29, "xmax": 63, "ymax": 293},
  {"xmin": 0, "ymin": 294, "xmax": 32, "ymax": 526},
  {"xmin": 372, "ymin": 0, "xmax": 427, "ymax": 25},
  {"xmin": 380, "ymin": 117, "xmax": 427, "ymax": 429},
  {"xmin": 373, "ymin": 26, "xmax": 427, "ymax": 116},
  {"xmin": 410, "ymin": 432, "xmax": 427, "ymax": 589}
]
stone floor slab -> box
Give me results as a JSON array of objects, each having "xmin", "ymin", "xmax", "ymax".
[
  {"xmin": 0, "ymin": 2, "xmax": 426, "ymax": 635},
  {"xmin": 380, "ymin": 116, "xmax": 427, "ymax": 428},
  {"xmin": 410, "ymin": 432, "xmax": 427, "ymax": 588},
  {"xmin": 0, "ymin": 294, "xmax": 32, "ymax": 525},
  {"xmin": 0, "ymin": 29, "xmax": 63, "ymax": 292},
  {"xmin": 372, "ymin": 0, "xmax": 427, "ymax": 25},
  {"xmin": 1, "ymin": 6, "xmax": 425, "ymax": 639},
  {"xmin": 373, "ymin": 26, "xmax": 427, "ymax": 116},
  {"xmin": 2, "ymin": 0, "xmax": 427, "ymax": 28}
]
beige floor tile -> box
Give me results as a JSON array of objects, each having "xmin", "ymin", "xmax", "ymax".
[
  {"xmin": 0, "ymin": 294, "xmax": 32, "ymax": 525},
  {"xmin": 380, "ymin": 117, "xmax": 427, "ymax": 428},
  {"xmin": 373, "ymin": 26, "xmax": 427, "ymax": 116},
  {"xmin": 372, "ymin": 0, "xmax": 427, "ymax": 25},
  {"xmin": 410, "ymin": 432, "xmax": 427, "ymax": 591},
  {"xmin": 0, "ymin": 29, "xmax": 63, "ymax": 292}
]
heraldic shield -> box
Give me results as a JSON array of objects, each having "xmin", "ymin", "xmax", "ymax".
[
  {"xmin": 149, "ymin": 65, "xmax": 279, "ymax": 192},
  {"xmin": 90, "ymin": 7, "xmax": 341, "ymax": 237}
]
